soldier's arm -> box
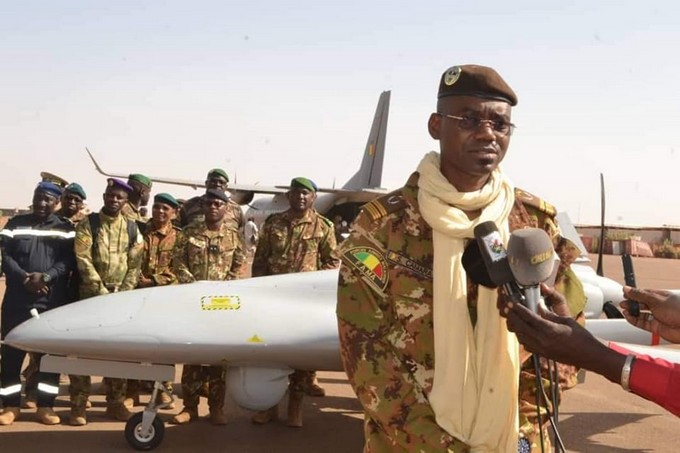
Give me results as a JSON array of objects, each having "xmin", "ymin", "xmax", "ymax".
[
  {"xmin": 251, "ymin": 221, "xmax": 271, "ymax": 278},
  {"xmin": 227, "ymin": 231, "xmax": 246, "ymax": 280},
  {"xmin": 120, "ymin": 230, "xmax": 144, "ymax": 292},
  {"xmin": 74, "ymin": 218, "xmax": 106, "ymax": 295},
  {"xmin": 172, "ymin": 232, "xmax": 196, "ymax": 284},
  {"xmin": 318, "ymin": 222, "xmax": 340, "ymax": 270},
  {"xmin": 337, "ymin": 264, "xmax": 469, "ymax": 452},
  {"xmin": 0, "ymin": 218, "xmax": 30, "ymax": 284},
  {"xmin": 150, "ymin": 268, "xmax": 177, "ymax": 286}
]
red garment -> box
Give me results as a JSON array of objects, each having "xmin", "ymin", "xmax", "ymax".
[{"xmin": 610, "ymin": 343, "xmax": 680, "ymax": 417}]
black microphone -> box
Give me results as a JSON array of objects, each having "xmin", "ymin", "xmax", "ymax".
[
  {"xmin": 506, "ymin": 228, "xmax": 556, "ymax": 312},
  {"xmin": 472, "ymin": 221, "xmax": 524, "ymax": 305}
]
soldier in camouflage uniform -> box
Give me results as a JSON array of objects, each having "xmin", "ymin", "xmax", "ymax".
[
  {"xmin": 121, "ymin": 173, "xmax": 152, "ymax": 225},
  {"xmin": 170, "ymin": 189, "xmax": 246, "ymax": 425},
  {"xmin": 125, "ymin": 193, "xmax": 181, "ymax": 409},
  {"xmin": 251, "ymin": 177, "xmax": 340, "ymax": 427},
  {"xmin": 179, "ymin": 168, "xmax": 244, "ymax": 232},
  {"xmin": 69, "ymin": 178, "xmax": 144, "ymax": 426},
  {"xmin": 337, "ymin": 65, "xmax": 586, "ymax": 452},
  {"xmin": 55, "ymin": 182, "xmax": 88, "ymax": 225}
]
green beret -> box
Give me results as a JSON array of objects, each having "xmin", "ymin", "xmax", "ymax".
[
  {"xmin": 437, "ymin": 65, "xmax": 517, "ymax": 106},
  {"xmin": 154, "ymin": 192, "xmax": 179, "ymax": 208},
  {"xmin": 207, "ymin": 168, "xmax": 229, "ymax": 183},
  {"xmin": 290, "ymin": 177, "xmax": 318, "ymax": 192},
  {"xmin": 128, "ymin": 173, "xmax": 153, "ymax": 188},
  {"xmin": 65, "ymin": 182, "xmax": 87, "ymax": 200}
]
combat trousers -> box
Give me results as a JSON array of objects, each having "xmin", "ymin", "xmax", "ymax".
[
  {"xmin": 180, "ymin": 365, "xmax": 225, "ymax": 410},
  {"xmin": 0, "ymin": 308, "xmax": 60, "ymax": 407},
  {"xmin": 69, "ymin": 375, "xmax": 127, "ymax": 407}
]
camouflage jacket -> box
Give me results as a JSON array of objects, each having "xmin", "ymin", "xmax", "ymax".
[
  {"xmin": 172, "ymin": 219, "xmax": 245, "ymax": 282},
  {"xmin": 74, "ymin": 212, "xmax": 144, "ymax": 299},
  {"xmin": 141, "ymin": 222, "xmax": 180, "ymax": 286},
  {"xmin": 336, "ymin": 172, "xmax": 586, "ymax": 453},
  {"xmin": 55, "ymin": 208, "xmax": 87, "ymax": 226},
  {"xmin": 252, "ymin": 209, "xmax": 339, "ymax": 277},
  {"xmin": 121, "ymin": 201, "xmax": 147, "ymax": 223}
]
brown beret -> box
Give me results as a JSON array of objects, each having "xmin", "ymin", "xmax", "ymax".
[{"xmin": 437, "ymin": 65, "xmax": 517, "ymax": 106}]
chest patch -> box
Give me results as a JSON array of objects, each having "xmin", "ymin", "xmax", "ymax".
[{"xmin": 343, "ymin": 246, "xmax": 389, "ymax": 292}]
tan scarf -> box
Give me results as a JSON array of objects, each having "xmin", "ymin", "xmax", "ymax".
[{"xmin": 417, "ymin": 151, "xmax": 520, "ymax": 452}]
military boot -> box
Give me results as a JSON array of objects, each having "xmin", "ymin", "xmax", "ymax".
[
  {"xmin": 37, "ymin": 407, "xmax": 61, "ymax": 425},
  {"xmin": 123, "ymin": 394, "xmax": 141, "ymax": 409},
  {"xmin": 155, "ymin": 391, "xmax": 175, "ymax": 410},
  {"xmin": 287, "ymin": 392, "xmax": 304, "ymax": 428},
  {"xmin": 251, "ymin": 405, "xmax": 278, "ymax": 424},
  {"xmin": 0, "ymin": 407, "xmax": 20, "ymax": 425},
  {"xmin": 105, "ymin": 402, "xmax": 133, "ymax": 421},
  {"xmin": 209, "ymin": 406, "xmax": 228, "ymax": 425},
  {"xmin": 306, "ymin": 373, "xmax": 326, "ymax": 397},
  {"xmin": 69, "ymin": 405, "xmax": 87, "ymax": 426},
  {"xmin": 170, "ymin": 407, "xmax": 198, "ymax": 424}
]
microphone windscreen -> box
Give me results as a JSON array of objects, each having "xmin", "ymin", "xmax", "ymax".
[
  {"xmin": 473, "ymin": 221, "xmax": 514, "ymax": 286},
  {"xmin": 462, "ymin": 240, "xmax": 496, "ymax": 288},
  {"xmin": 507, "ymin": 228, "xmax": 556, "ymax": 286}
]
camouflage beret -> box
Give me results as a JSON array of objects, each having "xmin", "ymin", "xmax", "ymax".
[
  {"xmin": 438, "ymin": 64, "xmax": 517, "ymax": 106},
  {"xmin": 65, "ymin": 182, "xmax": 87, "ymax": 200},
  {"xmin": 107, "ymin": 178, "xmax": 134, "ymax": 193},
  {"xmin": 154, "ymin": 192, "xmax": 179, "ymax": 208},
  {"xmin": 207, "ymin": 168, "xmax": 229, "ymax": 183},
  {"xmin": 290, "ymin": 177, "xmax": 318, "ymax": 192},
  {"xmin": 205, "ymin": 188, "xmax": 230, "ymax": 203},
  {"xmin": 128, "ymin": 173, "xmax": 153, "ymax": 188},
  {"xmin": 35, "ymin": 181, "xmax": 64, "ymax": 199}
]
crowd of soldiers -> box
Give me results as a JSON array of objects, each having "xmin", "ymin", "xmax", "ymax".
[{"xmin": 0, "ymin": 168, "xmax": 340, "ymax": 428}]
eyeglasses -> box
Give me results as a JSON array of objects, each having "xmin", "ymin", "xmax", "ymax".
[{"xmin": 439, "ymin": 114, "xmax": 516, "ymax": 137}]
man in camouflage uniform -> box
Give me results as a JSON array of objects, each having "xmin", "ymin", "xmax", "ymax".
[
  {"xmin": 23, "ymin": 182, "xmax": 89, "ymax": 410},
  {"xmin": 170, "ymin": 189, "xmax": 246, "ymax": 425},
  {"xmin": 179, "ymin": 169, "xmax": 244, "ymax": 232},
  {"xmin": 337, "ymin": 65, "xmax": 586, "ymax": 452},
  {"xmin": 125, "ymin": 193, "xmax": 181, "ymax": 409},
  {"xmin": 121, "ymin": 173, "xmax": 152, "ymax": 224},
  {"xmin": 69, "ymin": 178, "xmax": 144, "ymax": 426},
  {"xmin": 251, "ymin": 177, "xmax": 339, "ymax": 427}
]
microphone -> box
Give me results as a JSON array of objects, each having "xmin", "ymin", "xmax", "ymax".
[
  {"xmin": 506, "ymin": 228, "xmax": 556, "ymax": 312},
  {"xmin": 471, "ymin": 221, "xmax": 524, "ymax": 305}
]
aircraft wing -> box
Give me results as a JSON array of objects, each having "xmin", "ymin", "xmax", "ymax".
[{"xmin": 86, "ymin": 147, "xmax": 287, "ymax": 195}]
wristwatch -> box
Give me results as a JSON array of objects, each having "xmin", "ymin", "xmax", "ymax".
[{"xmin": 41, "ymin": 273, "xmax": 52, "ymax": 283}]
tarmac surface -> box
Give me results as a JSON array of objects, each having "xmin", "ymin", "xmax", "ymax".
[{"xmin": 0, "ymin": 253, "xmax": 678, "ymax": 452}]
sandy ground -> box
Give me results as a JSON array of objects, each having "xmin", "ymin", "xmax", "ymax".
[{"xmin": 0, "ymin": 253, "xmax": 677, "ymax": 452}]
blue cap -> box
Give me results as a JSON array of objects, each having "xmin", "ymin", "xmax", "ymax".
[
  {"xmin": 35, "ymin": 181, "xmax": 64, "ymax": 199},
  {"xmin": 106, "ymin": 178, "xmax": 134, "ymax": 193}
]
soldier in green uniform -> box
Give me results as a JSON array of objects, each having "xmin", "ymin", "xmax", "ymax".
[
  {"xmin": 69, "ymin": 178, "xmax": 144, "ymax": 426},
  {"xmin": 336, "ymin": 65, "xmax": 586, "ymax": 452},
  {"xmin": 121, "ymin": 173, "xmax": 152, "ymax": 224},
  {"xmin": 251, "ymin": 177, "xmax": 340, "ymax": 427},
  {"xmin": 56, "ymin": 183, "xmax": 88, "ymax": 225},
  {"xmin": 170, "ymin": 189, "xmax": 246, "ymax": 425},
  {"xmin": 125, "ymin": 193, "xmax": 181, "ymax": 409},
  {"xmin": 179, "ymin": 168, "xmax": 244, "ymax": 232}
]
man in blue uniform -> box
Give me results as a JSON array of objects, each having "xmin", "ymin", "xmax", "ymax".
[{"xmin": 0, "ymin": 181, "xmax": 76, "ymax": 425}]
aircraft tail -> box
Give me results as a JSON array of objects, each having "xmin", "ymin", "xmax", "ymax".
[{"xmin": 342, "ymin": 91, "xmax": 390, "ymax": 190}]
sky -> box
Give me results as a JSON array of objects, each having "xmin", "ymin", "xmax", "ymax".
[{"xmin": 2, "ymin": 1, "xmax": 680, "ymax": 226}]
